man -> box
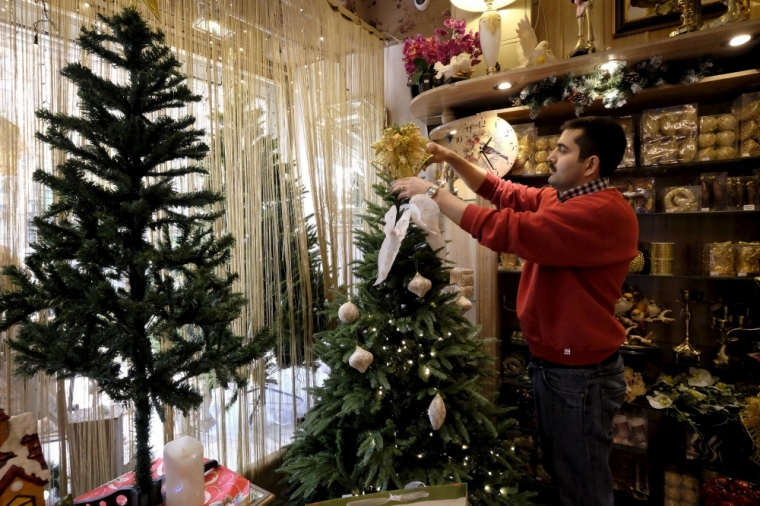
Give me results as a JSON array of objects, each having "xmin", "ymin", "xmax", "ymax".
[{"xmin": 390, "ymin": 117, "xmax": 638, "ymax": 506}]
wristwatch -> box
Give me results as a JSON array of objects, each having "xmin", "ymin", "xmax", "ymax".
[{"xmin": 425, "ymin": 184, "xmax": 440, "ymax": 198}]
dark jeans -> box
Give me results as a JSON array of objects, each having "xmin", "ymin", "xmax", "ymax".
[{"xmin": 528, "ymin": 353, "xmax": 626, "ymax": 506}]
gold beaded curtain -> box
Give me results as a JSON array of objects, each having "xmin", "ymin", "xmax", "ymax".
[{"xmin": 0, "ymin": 0, "xmax": 384, "ymax": 497}]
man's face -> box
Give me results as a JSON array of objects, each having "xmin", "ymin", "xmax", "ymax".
[{"xmin": 546, "ymin": 129, "xmax": 597, "ymax": 194}]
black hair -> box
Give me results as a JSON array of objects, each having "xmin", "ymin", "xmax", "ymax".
[{"xmin": 560, "ymin": 117, "xmax": 627, "ymax": 178}]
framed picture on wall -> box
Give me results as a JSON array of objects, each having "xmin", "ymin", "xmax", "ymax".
[{"xmin": 614, "ymin": 0, "xmax": 727, "ymax": 37}]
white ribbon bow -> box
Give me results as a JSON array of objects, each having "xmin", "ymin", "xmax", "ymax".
[
  {"xmin": 374, "ymin": 195, "xmax": 444, "ymax": 286},
  {"xmin": 347, "ymin": 491, "xmax": 429, "ymax": 506}
]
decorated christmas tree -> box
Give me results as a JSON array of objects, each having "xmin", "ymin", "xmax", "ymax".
[
  {"xmin": 0, "ymin": 7, "xmax": 274, "ymax": 494},
  {"xmin": 279, "ymin": 125, "xmax": 532, "ymax": 506}
]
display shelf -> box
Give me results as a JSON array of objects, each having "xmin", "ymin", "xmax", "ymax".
[
  {"xmin": 412, "ymin": 20, "xmax": 760, "ymax": 127},
  {"xmin": 499, "ymin": 271, "xmax": 760, "ymax": 281},
  {"xmin": 613, "ymin": 157, "xmax": 760, "ymax": 177},
  {"xmin": 504, "ymin": 157, "xmax": 760, "ymax": 184},
  {"xmin": 636, "ymin": 210, "xmax": 760, "ymax": 217},
  {"xmin": 613, "ymin": 443, "xmax": 649, "ymax": 455},
  {"xmin": 627, "ymin": 274, "xmax": 759, "ymax": 280}
]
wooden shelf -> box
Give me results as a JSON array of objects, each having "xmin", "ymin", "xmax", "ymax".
[
  {"xmin": 499, "ymin": 270, "xmax": 759, "ymax": 280},
  {"xmin": 636, "ymin": 210, "xmax": 760, "ymax": 216},
  {"xmin": 412, "ymin": 19, "xmax": 760, "ymax": 130}
]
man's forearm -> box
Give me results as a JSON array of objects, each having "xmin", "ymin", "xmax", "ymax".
[
  {"xmin": 431, "ymin": 188, "xmax": 469, "ymax": 227},
  {"xmin": 440, "ymin": 148, "xmax": 487, "ymax": 193}
]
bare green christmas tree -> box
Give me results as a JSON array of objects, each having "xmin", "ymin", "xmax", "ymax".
[{"xmin": 0, "ymin": 7, "xmax": 273, "ymax": 494}]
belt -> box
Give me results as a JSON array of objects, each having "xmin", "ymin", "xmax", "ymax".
[{"xmin": 531, "ymin": 350, "xmax": 620, "ymax": 370}]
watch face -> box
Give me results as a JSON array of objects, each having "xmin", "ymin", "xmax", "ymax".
[{"xmin": 448, "ymin": 114, "xmax": 518, "ymax": 178}]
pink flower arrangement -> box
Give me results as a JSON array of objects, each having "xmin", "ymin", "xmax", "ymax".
[{"xmin": 402, "ymin": 18, "xmax": 482, "ymax": 84}]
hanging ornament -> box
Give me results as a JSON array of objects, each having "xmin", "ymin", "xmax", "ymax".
[
  {"xmin": 349, "ymin": 345, "xmax": 374, "ymax": 373},
  {"xmin": 428, "ymin": 393, "xmax": 446, "ymax": 430},
  {"xmin": 338, "ymin": 301, "xmax": 360, "ymax": 324},
  {"xmin": 407, "ymin": 272, "xmax": 432, "ymax": 298},
  {"xmin": 455, "ymin": 295, "xmax": 472, "ymax": 312}
]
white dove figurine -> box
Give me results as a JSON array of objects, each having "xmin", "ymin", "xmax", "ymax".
[
  {"xmin": 515, "ymin": 16, "xmax": 556, "ymax": 68},
  {"xmin": 433, "ymin": 53, "xmax": 472, "ymax": 81}
]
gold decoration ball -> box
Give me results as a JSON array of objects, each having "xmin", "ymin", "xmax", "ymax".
[
  {"xmin": 698, "ymin": 147, "xmax": 716, "ymax": 161},
  {"xmin": 716, "ymin": 114, "xmax": 737, "ymax": 132},
  {"xmin": 660, "ymin": 119, "xmax": 678, "ymax": 136},
  {"xmin": 715, "ymin": 131, "xmax": 735, "ymax": 147},
  {"xmin": 534, "ymin": 162, "xmax": 551, "ymax": 174},
  {"xmin": 679, "ymin": 138, "xmax": 697, "ymax": 161},
  {"xmin": 338, "ymin": 301, "xmax": 360, "ymax": 324},
  {"xmin": 740, "ymin": 120, "xmax": 757, "ymax": 141},
  {"xmin": 715, "ymin": 146, "xmax": 736, "ymax": 160},
  {"xmin": 534, "ymin": 150, "xmax": 549, "ymax": 163},
  {"xmin": 535, "ymin": 137, "xmax": 549, "ymax": 151},
  {"xmin": 699, "ymin": 116, "xmax": 717, "ymax": 133},
  {"xmin": 741, "ymin": 138, "xmax": 760, "ymax": 156},
  {"xmin": 681, "ymin": 109, "xmax": 698, "ymax": 124},
  {"xmin": 643, "ymin": 115, "xmax": 660, "ymax": 137},
  {"xmin": 548, "ymin": 135, "xmax": 560, "ymax": 150},
  {"xmin": 698, "ymin": 133, "xmax": 716, "ymax": 148},
  {"xmin": 738, "ymin": 100, "xmax": 760, "ymax": 121}
]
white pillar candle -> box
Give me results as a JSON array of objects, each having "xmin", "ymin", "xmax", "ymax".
[{"xmin": 164, "ymin": 435, "xmax": 205, "ymax": 506}]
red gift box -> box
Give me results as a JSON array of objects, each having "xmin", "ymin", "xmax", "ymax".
[{"xmin": 75, "ymin": 458, "xmax": 256, "ymax": 506}]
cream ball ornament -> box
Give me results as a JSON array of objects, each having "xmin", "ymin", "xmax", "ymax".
[
  {"xmin": 455, "ymin": 295, "xmax": 472, "ymax": 312},
  {"xmin": 338, "ymin": 301, "xmax": 360, "ymax": 324},
  {"xmin": 407, "ymin": 272, "xmax": 432, "ymax": 298},
  {"xmin": 428, "ymin": 392, "xmax": 446, "ymax": 430},
  {"xmin": 349, "ymin": 345, "xmax": 374, "ymax": 373}
]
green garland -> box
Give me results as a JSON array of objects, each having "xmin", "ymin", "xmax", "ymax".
[{"xmin": 512, "ymin": 56, "xmax": 716, "ymax": 119}]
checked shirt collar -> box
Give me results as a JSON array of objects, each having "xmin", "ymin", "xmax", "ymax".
[{"xmin": 558, "ymin": 178, "xmax": 610, "ymax": 203}]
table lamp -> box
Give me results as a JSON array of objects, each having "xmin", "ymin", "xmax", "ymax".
[{"xmin": 451, "ymin": 0, "xmax": 516, "ymax": 75}]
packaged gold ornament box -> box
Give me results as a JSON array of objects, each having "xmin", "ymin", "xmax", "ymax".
[{"xmin": 640, "ymin": 104, "xmax": 698, "ymax": 166}]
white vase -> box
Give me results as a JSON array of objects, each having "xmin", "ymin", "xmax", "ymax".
[{"xmin": 479, "ymin": 8, "xmax": 501, "ymax": 75}]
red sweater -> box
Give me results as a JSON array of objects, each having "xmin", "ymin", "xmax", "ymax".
[{"xmin": 459, "ymin": 173, "xmax": 639, "ymax": 365}]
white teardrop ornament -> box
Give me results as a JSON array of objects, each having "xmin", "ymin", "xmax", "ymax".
[
  {"xmin": 428, "ymin": 393, "xmax": 446, "ymax": 430},
  {"xmin": 349, "ymin": 345, "xmax": 374, "ymax": 373},
  {"xmin": 407, "ymin": 272, "xmax": 432, "ymax": 298}
]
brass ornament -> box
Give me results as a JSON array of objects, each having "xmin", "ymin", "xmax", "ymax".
[{"xmin": 629, "ymin": 251, "xmax": 645, "ymax": 273}]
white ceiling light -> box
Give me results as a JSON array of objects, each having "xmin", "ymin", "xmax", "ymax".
[
  {"xmin": 729, "ymin": 34, "xmax": 751, "ymax": 47},
  {"xmin": 493, "ymin": 81, "xmax": 514, "ymax": 90},
  {"xmin": 450, "ymin": 0, "xmax": 515, "ymax": 12}
]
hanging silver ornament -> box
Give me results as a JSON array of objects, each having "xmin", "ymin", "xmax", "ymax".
[
  {"xmin": 428, "ymin": 393, "xmax": 446, "ymax": 430},
  {"xmin": 349, "ymin": 345, "xmax": 374, "ymax": 373},
  {"xmin": 407, "ymin": 272, "xmax": 432, "ymax": 298},
  {"xmin": 338, "ymin": 301, "xmax": 360, "ymax": 324},
  {"xmin": 455, "ymin": 295, "xmax": 472, "ymax": 312}
]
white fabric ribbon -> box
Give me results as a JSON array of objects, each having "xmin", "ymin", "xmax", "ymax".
[
  {"xmin": 374, "ymin": 205, "xmax": 411, "ymax": 286},
  {"xmin": 403, "ymin": 195, "xmax": 445, "ymax": 259},
  {"xmin": 374, "ymin": 195, "xmax": 444, "ymax": 286},
  {"xmin": 347, "ymin": 491, "xmax": 429, "ymax": 506}
]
